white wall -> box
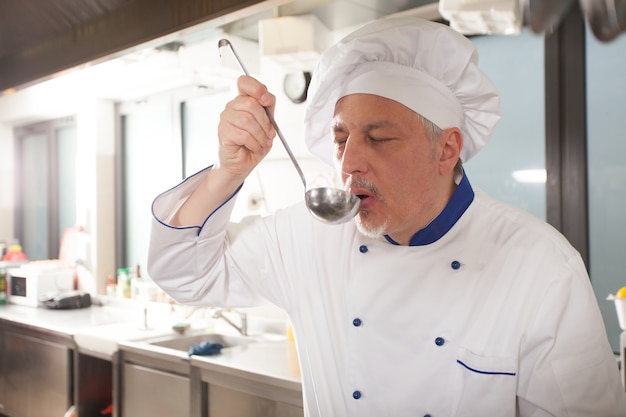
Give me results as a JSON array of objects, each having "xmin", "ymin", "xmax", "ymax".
[
  {"xmin": 75, "ymin": 100, "xmax": 116, "ymax": 294},
  {"xmin": 0, "ymin": 79, "xmax": 117, "ymax": 292}
]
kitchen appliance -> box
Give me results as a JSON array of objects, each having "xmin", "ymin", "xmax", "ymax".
[
  {"xmin": 7, "ymin": 261, "xmax": 75, "ymax": 306},
  {"xmin": 40, "ymin": 290, "xmax": 91, "ymax": 309}
]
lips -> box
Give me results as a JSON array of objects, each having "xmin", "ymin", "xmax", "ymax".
[{"xmin": 350, "ymin": 187, "xmax": 375, "ymax": 209}]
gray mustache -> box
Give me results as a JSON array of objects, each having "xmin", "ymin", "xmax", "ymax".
[{"xmin": 346, "ymin": 177, "xmax": 380, "ymax": 199}]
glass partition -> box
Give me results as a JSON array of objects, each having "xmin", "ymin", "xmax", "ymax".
[
  {"xmin": 465, "ymin": 29, "xmax": 546, "ymax": 220},
  {"xmin": 14, "ymin": 118, "xmax": 76, "ymax": 260},
  {"xmin": 16, "ymin": 132, "xmax": 50, "ymax": 260},
  {"xmin": 586, "ymin": 29, "xmax": 626, "ymax": 352},
  {"xmin": 181, "ymin": 89, "xmax": 230, "ymax": 177},
  {"xmin": 119, "ymin": 96, "xmax": 182, "ymax": 273}
]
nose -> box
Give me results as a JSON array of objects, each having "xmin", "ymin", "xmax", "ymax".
[{"xmin": 339, "ymin": 136, "xmax": 368, "ymax": 176}]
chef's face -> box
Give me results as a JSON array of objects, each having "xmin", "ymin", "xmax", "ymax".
[{"xmin": 332, "ymin": 94, "xmax": 461, "ymax": 245}]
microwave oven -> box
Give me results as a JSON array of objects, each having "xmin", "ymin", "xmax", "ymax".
[{"xmin": 7, "ymin": 262, "xmax": 75, "ymax": 307}]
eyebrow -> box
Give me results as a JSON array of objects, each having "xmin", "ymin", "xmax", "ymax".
[{"xmin": 332, "ymin": 120, "xmax": 396, "ymax": 133}]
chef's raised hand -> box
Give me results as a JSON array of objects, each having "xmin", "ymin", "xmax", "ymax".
[
  {"xmin": 217, "ymin": 75, "xmax": 277, "ymax": 184},
  {"xmin": 170, "ymin": 75, "xmax": 276, "ymax": 227}
]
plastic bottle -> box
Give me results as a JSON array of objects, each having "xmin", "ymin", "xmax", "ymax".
[
  {"xmin": 106, "ymin": 274, "xmax": 117, "ymax": 297},
  {"xmin": 116, "ymin": 268, "xmax": 131, "ymax": 298},
  {"xmin": 130, "ymin": 264, "xmax": 142, "ymax": 299},
  {"xmin": 0, "ymin": 267, "xmax": 7, "ymax": 306}
]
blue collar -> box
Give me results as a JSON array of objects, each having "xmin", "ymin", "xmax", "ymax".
[{"xmin": 384, "ymin": 172, "xmax": 474, "ymax": 246}]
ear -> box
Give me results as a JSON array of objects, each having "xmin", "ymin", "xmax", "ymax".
[{"xmin": 438, "ymin": 127, "xmax": 463, "ymax": 176}]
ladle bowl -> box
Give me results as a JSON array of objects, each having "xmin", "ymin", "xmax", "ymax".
[
  {"xmin": 218, "ymin": 38, "xmax": 360, "ymax": 225},
  {"xmin": 306, "ymin": 188, "xmax": 361, "ymax": 225}
]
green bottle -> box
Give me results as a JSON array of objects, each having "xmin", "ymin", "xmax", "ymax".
[{"xmin": 0, "ymin": 267, "xmax": 7, "ymax": 306}]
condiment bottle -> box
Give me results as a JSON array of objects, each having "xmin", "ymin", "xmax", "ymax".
[
  {"xmin": 106, "ymin": 274, "xmax": 117, "ymax": 297},
  {"xmin": 0, "ymin": 267, "xmax": 7, "ymax": 306},
  {"xmin": 116, "ymin": 268, "xmax": 131, "ymax": 298}
]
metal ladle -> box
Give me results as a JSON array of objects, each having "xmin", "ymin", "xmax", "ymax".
[{"xmin": 218, "ymin": 39, "xmax": 360, "ymax": 225}]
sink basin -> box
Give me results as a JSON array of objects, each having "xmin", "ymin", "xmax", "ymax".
[{"xmin": 147, "ymin": 333, "xmax": 256, "ymax": 352}]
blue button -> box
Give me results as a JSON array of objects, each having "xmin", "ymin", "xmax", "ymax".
[
  {"xmin": 352, "ymin": 318, "xmax": 362, "ymax": 327},
  {"xmin": 352, "ymin": 390, "xmax": 362, "ymax": 399},
  {"xmin": 424, "ymin": 414, "xmax": 432, "ymax": 417},
  {"xmin": 451, "ymin": 260, "xmax": 461, "ymax": 270},
  {"xmin": 359, "ymin": 245, "xmax": 368, "ymax": 253},
  {"xmin": 435, "ymin": 337, "xmax": 445, "ymax": 346}
]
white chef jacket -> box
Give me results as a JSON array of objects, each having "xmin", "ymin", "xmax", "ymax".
[{"xmin": 149, "ymin": 168, "xmax": 626, "ymax": 417}]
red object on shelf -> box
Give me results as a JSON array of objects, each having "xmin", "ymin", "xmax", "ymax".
[{"xmin": 2, "ymin": 245, "xmax": 27, "ymax": 261}]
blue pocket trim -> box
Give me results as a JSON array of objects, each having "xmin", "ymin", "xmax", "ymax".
[{"xmin": 457, "ymin": 359, "xmax": 516, "ymax": 376}]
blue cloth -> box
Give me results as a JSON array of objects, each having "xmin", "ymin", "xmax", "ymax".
[{"xmin": 188, "ymin": 341, "xmax": 224, "ymax": 356}]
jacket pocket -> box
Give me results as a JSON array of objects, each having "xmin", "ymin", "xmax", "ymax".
[{"xmin": 451, "ymin": 347, "xmax": 519, "ymax": 417}]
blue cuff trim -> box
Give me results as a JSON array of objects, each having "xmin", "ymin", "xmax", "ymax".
[{"xmin": 151, "ymin": 165, "xmax": 242, "ymax": 236}]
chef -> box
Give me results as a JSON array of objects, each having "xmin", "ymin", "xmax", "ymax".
[{"xmin": 148, "ymin": 17, "xmax": 626, "ymax": 416}]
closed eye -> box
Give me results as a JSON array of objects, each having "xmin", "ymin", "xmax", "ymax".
[{"xmin": 369, "ymin": 136, "xmax": 394, "ymax": 143}]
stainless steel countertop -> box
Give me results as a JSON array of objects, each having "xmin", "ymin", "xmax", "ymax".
[
  {"xmin": 0, "ymin": 301, "xmax": 138, "ymax": 335},
  {"xmin": 0, "ymin": 300, "xmax": 303, "ymax": 391},
  {"xmin": 191, "ymin": 337, "xmax": 302, "ymax": 388}
]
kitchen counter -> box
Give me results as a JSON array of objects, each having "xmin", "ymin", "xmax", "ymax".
[
  {"xmin": 0, "ymin": 301, "xmax": 132, "ymax": 334},
  {"xmin": 0, "ymin": 299, "xmax": 173, "ymax": 357},
  {"xmin": 191, "ymin": 337, "xmax": 301, "ymax": 387},
  {"xmin": 0, "ymin": 301, "xmax": 304, "ymax": 417},
  {"xmin": 0, "ymin": 299, "xmax": 302, "ymax": 384},
  {"xmin": 119, "ymin": 331, "xmax": 301, "ymax": 388},
  {"xmin": 0, "ymin": 297, "xmax": 164, "ymax": 332}
]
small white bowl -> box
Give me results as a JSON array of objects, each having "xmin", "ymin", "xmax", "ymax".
[{"xmin": 172, "ymin": 322, "xmax": 191, "ymax": 335}]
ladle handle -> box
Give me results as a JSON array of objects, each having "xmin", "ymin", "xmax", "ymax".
[{"xmin": 218, "ymin": 39, "xmax": 308, "ymax": 189}]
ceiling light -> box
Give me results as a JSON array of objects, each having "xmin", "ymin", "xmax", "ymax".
[{"xmin": 512, "ymin": 169, "xmax": 547, "ymax": 183}]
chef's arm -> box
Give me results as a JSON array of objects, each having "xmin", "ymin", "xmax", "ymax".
[
  {"xmin": 171, "ymin": 75, "xmax": 277, "ymax": 227},
  {"xmin": 169, "ymin": 166, "xmax": 244, "ymax": 226}
]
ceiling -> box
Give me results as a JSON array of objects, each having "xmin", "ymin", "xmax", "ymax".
[
  {"xmin": 0, "ymin": 0, "xmax": 132, "ymax": 59},
  {"xmin": 0, "ymin": 0, "xmax": 624, "ymax": 94},
  {"xmin": 0, "ymin": 0, "xmax": 438, "ymax": 92},
  {"xmin": 0, "ymin": 0, "xmax": 434, "ymax": 58}
]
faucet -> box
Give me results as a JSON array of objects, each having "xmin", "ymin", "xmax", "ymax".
[{"xmin": 212, "ymin": 308, "xmax": 248, "ymax": 336}]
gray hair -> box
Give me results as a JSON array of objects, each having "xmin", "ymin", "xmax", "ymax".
[{"xmin": 417, "ymin": 114, "xmax": 464, "ymax": 179}]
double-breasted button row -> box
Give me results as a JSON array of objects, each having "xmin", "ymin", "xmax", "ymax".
[
  {"xmin": 354, "ymin": 244, "xmax": 449, "ymax": 416},
  {"xmin": 358, "ymin": 245, "xmax": 461, "ymax": 272}
]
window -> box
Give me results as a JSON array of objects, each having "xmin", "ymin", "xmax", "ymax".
[
  {"xmin": 13, "ymin": 117, "xmax": 77, "ymax": 260},
  {"xmin": 118, "ymin": 94, "xmax": 182, "ymax": 271},
  {"xmin": 181, "ymin": 89, "xmax": 230, "ymax": 177},
  {"xmin": 465, "ymin": 29, "xmax": 546, "ymax": 220},
  {"xmin": 586, "ymin": 29, "xmax": 626, "ymax": 352},
  {"xmin": 118, "ymin": 86, "xmax": 250, "ymax": 274}
]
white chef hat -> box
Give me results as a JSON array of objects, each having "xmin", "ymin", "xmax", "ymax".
[{"xmin": 304, "ymin": 17, "xmax": 501, "ymax": 164}]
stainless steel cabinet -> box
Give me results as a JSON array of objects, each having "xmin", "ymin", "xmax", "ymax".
[
  {"xmin": 195, "ymin": 364, "xmax": 303, "ymax": 417},
  {"xmin": 207, "ymin": 384, "xmax": 303, "ymax": 417},
  {"xmin": 118, "ymin": 345, "xmax": 303, "ymax": 417},
  {"xmin": 118, "ymin": 349, "xmax": 191, "ymax": 417},
  {"xmin": 122, "ymin": 363, "xmax": 189, "ymax": 416},
  {"xmin": 0, "ymin": 322, "xmax": 73, "ymax": 417}
]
